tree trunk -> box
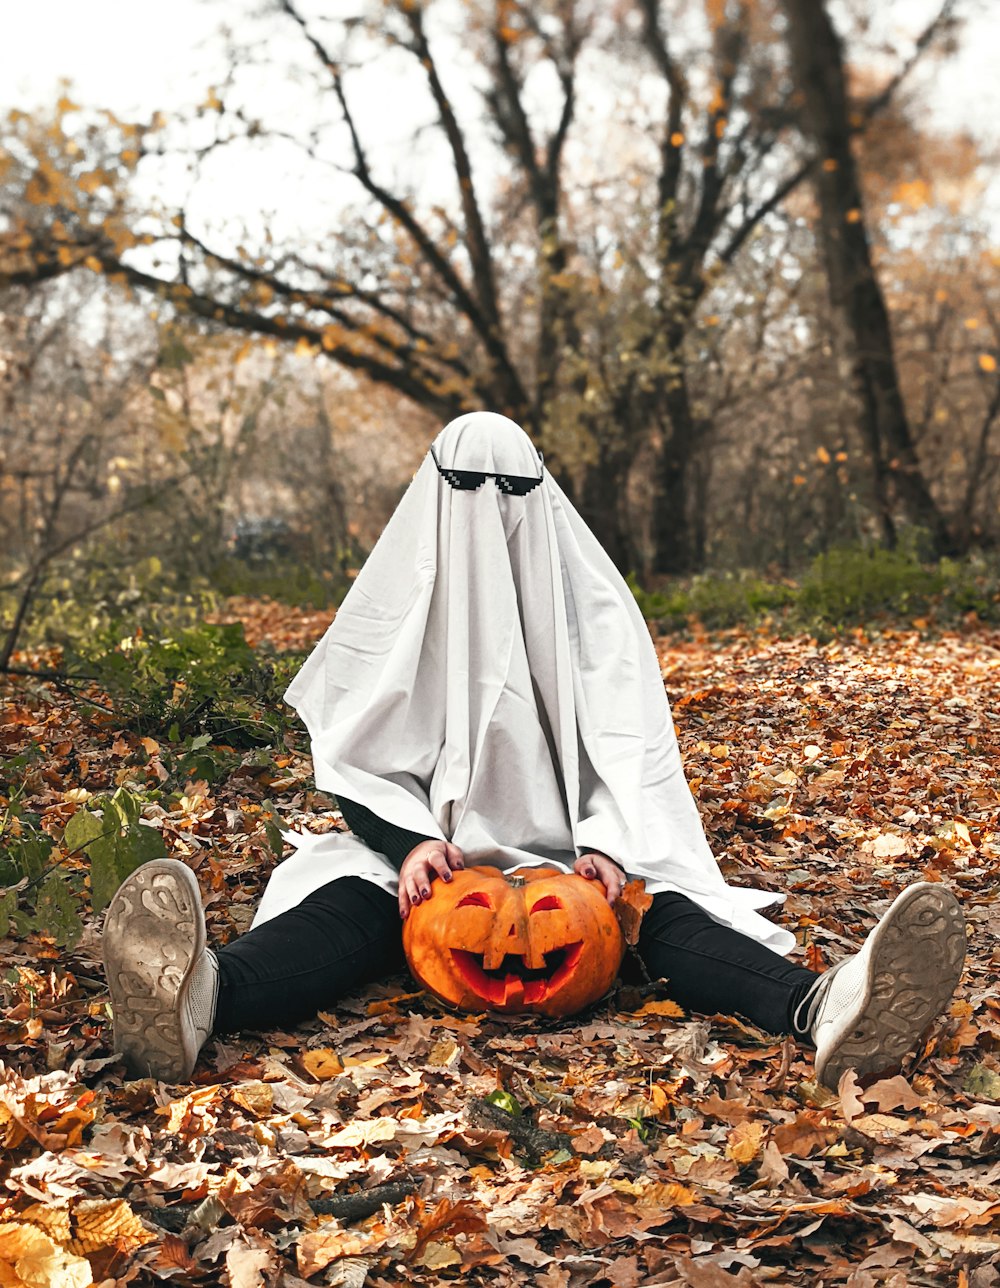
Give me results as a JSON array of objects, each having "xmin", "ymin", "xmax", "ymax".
[
  {"xmin": 577, "ymin": 456, "xmax": 632, "ymax": 573},
  {"xmin": 652, "ymin": 364, "xmax": 702, "ymax": 575},
  {"xmin": 779, "ymin": 0, "xmax": 954, "ymax": 556}
]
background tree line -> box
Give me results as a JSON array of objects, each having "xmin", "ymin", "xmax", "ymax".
[{"xmin": 1, "ymin": 0, "xmax": 998, "ymax": 644}]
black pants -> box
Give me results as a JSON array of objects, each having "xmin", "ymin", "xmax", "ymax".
[{"xmin": 214, "ymin": 877, "xmax": 819, "ymax": 1038}]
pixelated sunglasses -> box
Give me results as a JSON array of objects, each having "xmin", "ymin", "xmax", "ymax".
[{"xmin": 430, "ymin": 441, "xmax": 544, "ymax": 496}]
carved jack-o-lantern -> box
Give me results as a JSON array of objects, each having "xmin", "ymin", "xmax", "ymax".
[{"xmin": 402, "ymin": 866, "xmax": 625, "ymax": 1017}]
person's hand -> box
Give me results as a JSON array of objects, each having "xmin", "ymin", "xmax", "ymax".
[
  {"xmin": 574, "ymin": 851, "xmax": 627, "ymax": 906},
  {"xmin": 399, "ymin": 839, "xmax": 465, "ymax": 919}
]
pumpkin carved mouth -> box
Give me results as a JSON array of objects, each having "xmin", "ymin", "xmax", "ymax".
[{"xmin": 450, "ymin": 943, "xmax": 583, "ymax": 1006}]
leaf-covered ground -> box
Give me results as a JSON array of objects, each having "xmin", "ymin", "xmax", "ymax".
[{"xmin": 2, "ymin": 604, "xmax": 1000, "ymax": 1287}]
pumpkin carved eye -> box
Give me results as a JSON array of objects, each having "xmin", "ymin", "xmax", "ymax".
[
  {"xmin": 456, "ymin": 891, "xmax": 493, "ymax": 909},
  {"xmin": 530, "ymin": 895, "xmax": 563, "ymax": 913}
]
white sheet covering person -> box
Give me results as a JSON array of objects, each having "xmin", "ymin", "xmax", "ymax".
[{"xmin": 253, "ymin": 411, "xmax": 793, "ymax": 951}]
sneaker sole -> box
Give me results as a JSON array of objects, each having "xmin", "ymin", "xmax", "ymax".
[
  {"xmin": 102, "ymin": 859, "xmax": 205, "ymax": 1082},
  {"xmin": 815, "ymin": 882, "xmax": 966, "ymax": 1091}
]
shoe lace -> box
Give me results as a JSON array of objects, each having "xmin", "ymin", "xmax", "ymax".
[{"xmin": 792, "ymin": 959, "xmax": 847, "ymax": 1039}]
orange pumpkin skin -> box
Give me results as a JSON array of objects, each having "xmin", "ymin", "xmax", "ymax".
[{"xmin": 402, "ymin": 866, "xmax": 625, "ymax": 1017}]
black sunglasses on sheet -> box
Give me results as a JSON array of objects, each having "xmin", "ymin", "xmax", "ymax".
[{"xmin": 430, "ymin": 442, "xmax": 544, "ymax": 495}]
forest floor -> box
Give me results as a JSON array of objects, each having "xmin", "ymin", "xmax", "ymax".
[{"xmin": 2, "ymin": 601, "xmax": 999, "ymax": 1287}]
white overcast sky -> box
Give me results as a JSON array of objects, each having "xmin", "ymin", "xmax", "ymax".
[{"xmin": 2, "ymin": 0, "xmax": 998, "ymax": 242}]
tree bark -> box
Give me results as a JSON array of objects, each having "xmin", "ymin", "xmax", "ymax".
[
  {"xmin": 652, "ymin": 364, "xmax": 702, "ymax": 575},
  {"xmin": 779, "ymin": 0, "xmax": 954, "ymax": 555}
]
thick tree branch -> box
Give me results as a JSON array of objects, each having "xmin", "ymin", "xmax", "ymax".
[{"xmin": 403, "ymin": 6, "xmax": 502, "ymax": 334}]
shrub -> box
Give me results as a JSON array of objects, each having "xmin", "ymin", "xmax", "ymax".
[
  {"xmin": 78, "ymin": 621, "xmax": 301, "ymax": 746},
  {"xmin": 628, "ymin": 540, "xmax": 1000, "ymax": 635},
  {"xmin": 0, "ymin": 767, "xmax": 163, "ymax": 949},
  {"xmin": 798, "ymin": 543, "xmax": 945, "ymax": 625}
]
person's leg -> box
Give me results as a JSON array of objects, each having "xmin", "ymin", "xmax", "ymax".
[
  {"xmin": 636, "ymin": 884, "xmax": 967, "ymax": 1091},
  {"xmin": 213, "ymin": 875, "xmax": 405, "ymax": 1033},
  {"xmin": 103, "ymin": 860, "xmax": 404, "ymax": 1081},
  {"xmin": 636, "ymin": 892, "xmax": 818, "ymax": 1036}
]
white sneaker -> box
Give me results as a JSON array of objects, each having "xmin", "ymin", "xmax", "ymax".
[
  {"xmin": 794, "ymin": 881, "xmax": 966, "ymax": 1091},
  {"xmin": 102, "ymin": 859, "xmax": 219, "ymax": 1082}
]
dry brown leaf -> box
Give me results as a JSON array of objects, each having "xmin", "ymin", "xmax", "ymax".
[
  {"xmin": 409, "ymin": 1197, "xmax": 489, "ymax": 1263},
  {"xmin": 772, "ymin": 1111, "xmax": 839, "ymax": 1157},
  {"xmin": 861, "ymin": 1074, "xmax": 926, "ymax": 1112},
  {"xmin": 614, "ymin": 879, "xmax": 654, "ymax": 946},
  {"xmin": 226, "ymin": 1236, "xmax": 274, "ymax": 1288}
]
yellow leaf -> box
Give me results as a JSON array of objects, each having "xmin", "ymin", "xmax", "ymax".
[
  {"xmin": 726, "ymin": 1119, "xmax": 765, "ymax": 1165},
  {"xmin": 965, "ymin": 317, "xmax": 980, "ymax": 330},
  {"xmin": 845, "ymin": 208, "xmax": 862, "ymax": 223},
  {"xmin": 629, "ymin": 998, "xmax": 685, "ymax": 1019},
  {"xmin": 793, "ymin": 474, "xmax": 807, "ymax": 486},
  {"xmin": 816, "ymin": 446, "xmax": 831, "ymax": 463},
  {"xmin": 670, "ymin": 132, "xmax": 685, "ymax": 147},
  {"xmin": 83, "ymin": 256, "xmax": 102, "ymax": 273},
  {"xmin": 892, "ymin": 179, "xmax": 930, "ymax": 209},
  {"xmin": 979, "ymin": 353, "xmax": 997, "ymax": 373},
  {"xmin": 230, "ymin": 1081, "xmax": 273, "ymax": 1118},
  {"xmin": 0, "ymin": 1222, "xmax": 92, "ymax": 1288},
  {"xmin": 70, "ymin": 1200, "xmax": 155, "ymax": 1255},
  {"xmin": 342, "ymin": 1052, "xmax": 390, "ymax": 1070},
  {"xmin": 300, "ymin": 1048, "xmax": 343, "ymax": 1080},
  {"xmin": 415, "ymin": 1240, "xmax": 462, "ymax": 1270},
  {"xmin": 367, "ymin": 990, "xmax": 423, "ymax": 1015},
  {"xmin": 427, "ymin": 1036, "xmax": 461, "ymax": 1067}
]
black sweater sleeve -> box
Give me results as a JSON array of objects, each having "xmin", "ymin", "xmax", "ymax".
[
  {"xmin": 336, "ymin": 796, "xmax": 437, "ymax": 870},
  {"xmin": 338, "ymin": 796, "xmax": 625, "ymax": 873}
]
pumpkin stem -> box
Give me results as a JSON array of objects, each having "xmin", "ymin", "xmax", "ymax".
[{"xmin": 507, "ymin": 876, "xmax": 526, "ymax": 888}]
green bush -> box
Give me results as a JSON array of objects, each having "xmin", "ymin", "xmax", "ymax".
[
  {"xmin": 0, "ymin": 768, "xmax": 164, "ymax": 949},
  {"xmin": 798, "ymin": 543, "xmax": 945, "ymax": 624},
  {"xmin": 205, "ymin": 555, "xmax": 348, "ymax": 609},
  {"xmin": 1, "ymin": 552, "xmax": 218, "ymax": 660},
  {"xmin": 78, "ymin": 621, "xmax": 302, "ymax": 746},
  {"xmin": 627, "ymin": 570, "xmax": 796, "ymax": 630},
  {"xmin": 628, "ymin": 540, "xmax": 1000, "ymax": 635}
]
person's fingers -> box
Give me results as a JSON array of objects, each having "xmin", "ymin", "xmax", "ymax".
[
  {"xmin": 427, "ymin": 849, "xmax": 454, "ymax": 883},
  {"xmin": 399, "ymin": 887, "xmax": 411, "ymax": 919},
  {"xmin": 594, "ymin": 856, "xmax": 625, "ymax": 906},
  {"xmin": 575, "ymin": 853, "xmax": 625, "ymax": 904},
  {"xmin": 444, "ymin": 842, "xmax": 465, "ymax": 870}
]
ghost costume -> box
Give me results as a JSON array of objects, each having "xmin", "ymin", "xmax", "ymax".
[{"xmin": 253, "ymin": 412, "xmax": 794, "ymax": 955}]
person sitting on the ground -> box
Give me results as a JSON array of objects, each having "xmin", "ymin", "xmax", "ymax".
[{"xmin": 101, "ymin": 412, "xmax": 967, "ymax": 1091}]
